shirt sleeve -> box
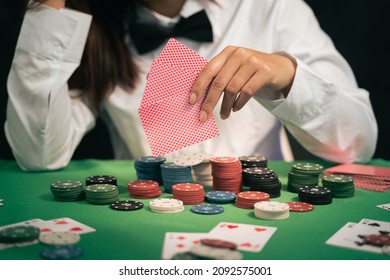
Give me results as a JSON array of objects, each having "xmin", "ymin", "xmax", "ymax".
[
  {"xmin": 254, "ymin": 0, "xmax": 377, "ymax": 163},
  {"xmin": 5, "ymin": 5, "xmax": 94, "ymax": 171}
]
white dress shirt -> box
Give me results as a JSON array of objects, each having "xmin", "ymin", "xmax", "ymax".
[{"xmin": 5, "ymin": 0, "xmax": 378, "ymax": 171}]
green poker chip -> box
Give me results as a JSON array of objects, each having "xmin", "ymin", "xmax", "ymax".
[
  {"xmin": 84, "ymin": 184, "xmax": 119, "ymax": 204},
  {"xmin": 50, "ymin": 180, "xmax": 85, "ymax": 202},
  {"xmin": 0, "ymin": 225, "xmax": 40, "ymax": 243},
  {"xmin": 321, "ymin": 175, "xmax": 355, "ymax": 198}
]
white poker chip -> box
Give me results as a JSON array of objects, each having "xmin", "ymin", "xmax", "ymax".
[
  {"xmin": 382, "ymin": 245, "xmax": 390, "ymax": 256},
  {"xmin": 173, "ymin": 152, "xmax": 205, "ymax": 166},
  {"xmin": 150, "ymin": 206, "xmax": 185, "ymax": 214},
  {"xmin": 149, "ymin": 198, "xmax": 184, "ymax": 211},
  {"xmin": 39, "ymin": 232, "xmax": 80, "ymax": 245},
  {"xmin": 254, "ymin": 201, "xmax": 290, "ymax": 220},
  {"xmin": 190, "ymin": 244, "xmax": 243, "ymax": 260}
]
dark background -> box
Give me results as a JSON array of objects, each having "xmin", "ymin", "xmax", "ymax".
[{"xmin": 1, "ymin": 0, "xmax": 389, "ymax": 161}]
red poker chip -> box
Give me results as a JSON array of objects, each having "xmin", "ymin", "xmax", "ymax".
[
  {"xmin": 237, "ymin": 191, "xmax": 270, "ymax": 201},
  {"xmin": 286, "ymin": 202, "xmax": 314, "ymax": 212},
  {"xmin": 200, "ymin": 238, "xmax": 237, "ymax": 250},
  {"xmin": 364, "ymin": 234, "xmax": 390, "ymax": 247}
]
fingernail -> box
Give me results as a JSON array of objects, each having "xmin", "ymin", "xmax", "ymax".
[
  {"xmin": 189, "ymin": 93, "xmax": 197, "ymax": 104},
  {"xmin": 220, "ymin": 113, "xmax": 227, "ymax": 120},
  {"xmin": 200, "ymin": 111, "xmax": 208, "ymax": 122}
]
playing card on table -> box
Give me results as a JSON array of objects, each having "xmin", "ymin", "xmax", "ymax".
[
  {"xmin": 161, "ymin": 232, "xmax": 209, "ymax": 260},
  {"xmin": 208, "ymin": 222, "xmax": 277, "ymax": 252},
  {"xmin": 39, "ymin": 217, "xmax": 96, "ymax": 234},
  {"xmin": 138, "ymin": 38, "xmax": 219, "ymax": 157}
]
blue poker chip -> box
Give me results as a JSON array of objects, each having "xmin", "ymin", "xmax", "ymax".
[
  {"xmin": 205, "ymin": 191, "xmax": 237, "ymax": 204},
  {"xmin": 40, "ymin": 245, "xmax": 83, "ymax": 260},
  {"xmin": 190, "ymin": 203, "xmax": 224, "ymax": 215}
]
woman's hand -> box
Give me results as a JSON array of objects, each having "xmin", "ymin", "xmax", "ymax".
[
  {"xmin": 189, "ymin": 46, "xmax": 297, "ymax": 122},
  {"xmin": 41, "ymin": 0, "xmax": 66, "ymax": 9}
]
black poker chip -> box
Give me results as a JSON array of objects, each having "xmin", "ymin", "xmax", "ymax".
[
  {"xmin": 110, "ymin": 200, "xmax": 144, "ymax": 211},
  {"xmin": 298, "ymin": 186, "xmax": 332, "ymax": 205},
  {"xmin": 85, "ymin": 175, "xmax": 117, "ymax": 186}
]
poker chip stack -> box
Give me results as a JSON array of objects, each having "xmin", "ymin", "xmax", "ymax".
[
  {"xmin": 205, "ymin": 191, "xmax": 237, "ymax": 204},
  {"xmin": 127, "ymin": 180, "xmax": 162, "ymax": 199},
  {"xmin": 50, "ymin": 180, "xmax": 85, "ymax": 202},
  {"xmin": 190, "ymin": 203, "xmax": 224, "ymax": 215},
  {"xmin": 134, "ymin": 156, "xmax": 166, "ymax": 185},
  {"xmin": 254, "ymin": 201, "xmax": 290, "ymax": 220},
  {"xmin": 172, "ymin": 183, "xmax": 205, "ymax": 205},
  {"xmin": 40, "ymin": 245, "xmax": 83, "ymax": 260},
  {"xmin": 235, "ymin": 191, "xmax": 270, "ymax": 209},
  {"xmin": 149, "ymin": 198, "xmax": 184, "ymax": 214},
  {"xmin": 239, "ymin": 155, "xmax": 268, "ymax": 168},
  {"xmin": 210, "ymin": 156, "xmax": 242, "ymax": 194},
  {"xmin": 287, "ymin": 163, "xmax": 324, "ymax": 193},
  {"xmin": 242, "ymin": 167, "xmax": 282, "ymax": 198},
  {"xmin": 160, "ymin": 163, "xmax": 193, "ymax": 193},
  {"xmin": 85, "ymin": 175, "xmax": 117, "ymax": 186},
  {"xmin": 321, "ymin": 174, "xmax": 355, "ymax": 198},
  {"xmin": 0, "ymin": 225, "xmax": 41, "ymax": 244},
  {"xmin": 84, "ymin": 184, "xmax": 119, "ymax": 205},
  {"xmin": 298, "ymin": 186, "xmax": 332, "ymax": 205},
  {"xmin": 172, "ymin": 238, "xmax": 242, "ymax": 260},
  {"xmin": 173, "ymin": 152, "xmax": 213, "ymax": 187}
]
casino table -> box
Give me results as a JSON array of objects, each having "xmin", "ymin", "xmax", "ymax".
[{"xmin": 0, "ymin": 158, "xmax": 389, "ymax": 260}]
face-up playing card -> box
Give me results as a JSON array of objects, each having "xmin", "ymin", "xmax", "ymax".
[
  {"xmin": 138, "ymin": 38, "xmax": 219, "ymax": 157},
  {"xmin": 0, "ymin": 218, "xmax": 45, "ymax": 250},
  {"xmin": 208, "ymin": 222, "xmax": 277, "ymax": 252},
  {"xmin": 161, "ymin": 232, "xmax": 209, "ymax": 260},
  {"xmin": 38, "ymin": 217, "xmax": 96, "ymax": 234},
  {"xmin": 377, "ymin": 203, "xmax": 390, "ymax": 211},
  {"xmin": 326, "ymin": 219, "xmax": 390, "ymax": 254}
]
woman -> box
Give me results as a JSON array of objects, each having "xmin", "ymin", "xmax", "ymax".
[{"xmin": 5, "ymin": 0, "xmax": 377, "ymax": 170}]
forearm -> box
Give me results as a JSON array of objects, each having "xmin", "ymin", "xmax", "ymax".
[{"xmin": 5, "ymin": 4, "xmax": 94, "ymax": 170}]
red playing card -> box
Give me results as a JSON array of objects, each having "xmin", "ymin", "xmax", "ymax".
[{"xmin": 138, "ymin": 38, "xmax": 219, "ymax": 156}]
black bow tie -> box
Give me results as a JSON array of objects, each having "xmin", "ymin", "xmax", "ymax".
[{"xmin": 127, "ymin": 9, "xmax": 213, "ymax": 54}]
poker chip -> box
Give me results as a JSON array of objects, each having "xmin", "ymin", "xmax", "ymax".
[
  {"xmin": 254, "ymin": 201, "xmax": 290, "ymax": 220},
  {"xmin": 205, "ymin": 191, "xmax": 237, "ymax": 204},
  {"xmin": 160, "ymin": 163, "xmax": 193, "ymax": 193},
  {"xmin": 191, "ymin": 154, "xmax": 213, "ymax": 186},
  {"xmin": 235, "ymin": 191, "xmax": 270, "ymax": 209},
  {"xmin": 363, "ymin": 234, "xmax": 390, "ymax": 247},
  {"xmin": 85, "ymin": 175, "xmax": 117, "ymax": 186},
  {"xmin": 149, "ymin": 198, "xmax": 184, "ymax": 214},
  {"xmin": 321, "ymin": 174, "xmax": 355, "ymax": 198},
  {"xmin": 50, "ymin": 180, "xmax": 85, "ymax": 202},
  {"xmin": 242, "ymin": 167, "xmax": 282, "ymax": 198},
  {"xmin": 239, "ymin": 155, "xmax": 268, "ymax": 168},
  {"xmin": 173, "ymin": 152, "xmax": 205, "ymax": 166},
  {"xmin": 127, "ymin": 180, "xmax": 162, "ymax": 199},
  {"xmin": 200, "ymin": 238, "xmax": 237, "ymax": 250},
  {"xmin": 189, "ymin": 244, "xmax": 243, "ymax": 260},
  {"xmin": 171, "ymin": 252, "xmax": 205, "ymax": 260},
  {"xmin": 172, "ymin": 183, "xmax": 205, "ymax": 205},
  {"xmin": 286, "ymin": 201, "xmax": 314, "ymax": 212},
  {"xmin": 134, "ymin": 156, "xmax": 166, "ymax": 185},
  {"xmin": 210, "ymin": 156, "xmax": 242, "ymax": 194},
  {"xmin": 39, "ymin": 232, "xmax": 80, "ymax": 246},
  {"xmin": 110, "ymin": 200, "xmax": 144, "ymax": 211},
  {"xmin": 84, "ymin": 184, "xmax": 119, "ymax": 205},
  {"xmin": 287, "ymin": 162, "xmax": 323, "ymax": 193},
  {"xmin": 190, "ymin": 203, "xmax": 224, "ymax": 215},
  {"xmin": 40, "ymin": 245, "xmax": 83, "ymax": 260},
  {"xmin": 298, "ymin": 186, "xmax": 332, "ymax": 205},
  {"xmin": 0, "ymin": 225, "xmax": 40, "ymax": 243}
]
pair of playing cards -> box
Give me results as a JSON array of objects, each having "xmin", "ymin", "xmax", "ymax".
[
  {"xmin": 326, "ymin": 218, "xmax": 390, "ymax": 254},
  {"xmin": 161, "ymin": 222, "xmax": 277, "ymax": 259},
  {"xmin": 324, "ymin": 163, "xmax": 390, "ymax": 192},
  {"xmin": 138, "ymin": 38, "xmax": 219, "ymax": 157},
  {"xmin": 0, "ymin": 217, "xmax": 96, "ymax": 250}
]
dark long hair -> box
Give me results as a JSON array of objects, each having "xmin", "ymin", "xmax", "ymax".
[{"xmin": 26, "ymin": 0, "xmax": 139, "ymax": 112}]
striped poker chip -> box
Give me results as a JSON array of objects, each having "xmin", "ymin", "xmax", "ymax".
[
  {"xmin": 0, "ymin": 225, "xmax": 40, "ymax": 243},
  {"xmin": 205, "ymin": 191, "xmax": 236, "ymax": 204},
  {"xmin": 149, "ymin": 198, "xmax": 184, "ymax": 213},
  {"xmin": 110, "ymin": 200, "xmax": 144, "ymax": 211},
  {"xmin": 190, "ymin": 203, "xmax": 224, "ymax": 215},
  {"xmin": 39, "ymin": 232, "xmax": 80, "ymax": 246},
  {"xmin": 254, "ymin": 201, "xmax": 290, "ymax": 220},
  {"xmin": 286, "ymin": 202, "xmax": 314, "ymax": 212},
  {"xmin": 363, "ymin": 234, "xmax": 390, "ymax": 247},
  {"xmin": 200, "ymin": 238, "xmax": 237, "ymax": 250},
  {"xmin": 40, "ymin": 245, "xmax": 83, "ymax": 260},
  {"xmin": 173, "ymin": 152, "xmax": 205, "ymax": 166}
]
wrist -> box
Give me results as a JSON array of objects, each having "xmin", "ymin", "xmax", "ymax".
[{"xmin": 44, "ymin": 0, "xmax": 66, "ymax": 10}]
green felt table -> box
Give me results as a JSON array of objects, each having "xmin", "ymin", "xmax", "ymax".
[{"xmin": 0, "ymin": 158, "xmax": 389, "ymax": 260}]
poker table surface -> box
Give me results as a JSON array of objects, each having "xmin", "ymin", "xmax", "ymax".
[{"xmin": 0, "ymin": 158, "xmax": 389, "ymax": 260}]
